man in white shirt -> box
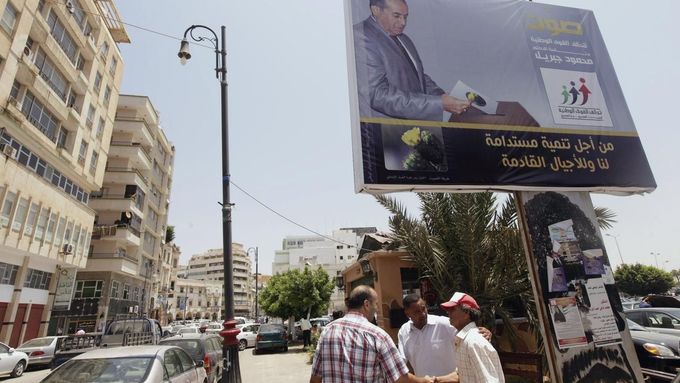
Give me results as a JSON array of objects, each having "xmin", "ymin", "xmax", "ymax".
[
  {"xmin": 300, "ymin": 317, "xmax": 312, "ymax": 350},
  {"xmin": 398, "ymin": 294, "xmax": 491, "ymax": 377},
  {"xmin": 435, "ymin": 292, "xmax": 504, "ymax": 383}
]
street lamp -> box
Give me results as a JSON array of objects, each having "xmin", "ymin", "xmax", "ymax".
[
  {"xmin": 650, "ymin": 252, "xmax": 661, "ymax": 269},
  {"xmin": 178, "ymin": 25, "xmax": 240, "ymax": 383},
  {"xmin": 605, "ymin": 233, "xmax": 625, "ymax": 265},
  {"xmin": 247, "ymin": 247, "xmax": 259, "ymax": 322}
]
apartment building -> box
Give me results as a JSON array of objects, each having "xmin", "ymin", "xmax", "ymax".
[
  {"xmin": 152, "ymin": 240, "xmax": 180, "ymax": 325},
  {"xmin": 47, "ymin": 95, "xmax": 174, "ymax": 333},
  {"xmin": 168, "ymin": 278, "xmax": 223, "ymax": 322},
  {"xmin": 0, "ymin": 0, "xmax": 127, "ymax": 345},
  {"xmin": 272, "ymin": 227, "xmax": 376, "ymax": 313},
  {"xmin": 187, "ymin": 244, "xmax": 252, "ymax": 318}
]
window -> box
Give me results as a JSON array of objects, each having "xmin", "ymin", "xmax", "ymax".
[
  {"xmin": 103, "ymin": 86, "xmax": 111, "ymax": 107},
  {"xmin": 9, "ymin": 81, "xmax": 20, "ymax": 101},
  {"xmin": 109, "ymin": 57, "xmax": 118, "ymax": 76},
  {"xmin": 46, "ymin": 11, "xmax": 77, "ymax": 64},
  {"xmin": 21, "ymin": 91, "xmax": 60, "ymax": 142},
  {"xmin": 0, "ymin": 191, "xmax": 16, "ymax": 228},
  {"xmin": 24, "ymin": 269, "xmax": 52, "ymax": 290},
  {"xmin": 34, "ymin": 208, "xmax": 48, "ymax": 240},
  {"xmin": 111, "ymin": 280, "xmax": 120, "ymax": 298},
  {"xmin": 96, "ymin": 117, "xmax": 105, "ymax": 139},
  {"xmin": 78, "ymin": 140, "xmax": 88, "ymax": 165},
  {"xmin": 64, "ymin": 221, "xmax": 73, "ymax": 244},
  {"xmin": 0, "ymin": 262, "xmax": 19, "ymax": 285},
  {"xmin": 24, "ymin": 203, "xmax": 39, "ymax": 236},
  {"xmin": 1, "ymin": 2, "xmax": 17, "ymax": 35},
  {"xmin": 89, "ymin": 151, "xmax": 98, "ymax": 175},
  {"xmin": 123, "ymin": 284, "xmax": 130, "ymax": 300},
  {"xmin": 55, "ymin": 217, "xmax": 66, "ymax": 246},
  {"xmin": 72, "ymin": 224, "xmax": 81, "ymax": 254},
  {"xmin": 34, "ymin": 49, "xmax": 69, "ymax": 101},
  {"xmin": 100, "ymin": 41, "xmax": 109, "ymax": 62},
  {"xmin": 133, "ymin": 286, "xmax": 140, "ymax": 301},
  {"xmin": 45, "ymin": 212, "xmax": 57, "ymax": 242},
  {"xmin": 74, "ymin": 280, "xmax": 103, "ymax": 298},
  {"xmin": 93, "ymin": 72, "xmax": 102, "ymax": 94},
  {"xmin": 86, "ymin": 104, "xmax": 95, "ymax": 128},
  {"xmin": 12, "ymin": 197, "xmax": 28, "ymax": 232},
  {"xmin": 57, "ymin": 128, "xmax": 67, "ymax": 149}
]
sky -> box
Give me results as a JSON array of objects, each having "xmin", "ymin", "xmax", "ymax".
[{"xmin": 114, "ymin": 1, "xmax": 679, "ymax": 276}]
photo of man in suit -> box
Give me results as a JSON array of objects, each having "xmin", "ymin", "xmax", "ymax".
[{"xmin": 353, "ymin": 0, "xmax": 471, "ymax": 121}]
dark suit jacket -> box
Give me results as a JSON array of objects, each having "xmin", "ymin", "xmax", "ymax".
[{"xmin": 353, "ymin": 16, "xmax": 445, "ymax": 121}]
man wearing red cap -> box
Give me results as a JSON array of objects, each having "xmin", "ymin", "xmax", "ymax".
[{"xmin": 434, "ymin": 292, "xmax": 504, "ymax": 383}]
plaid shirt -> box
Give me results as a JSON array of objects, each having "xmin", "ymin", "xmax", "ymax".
[{"xmin": 311, "ymin": 312, "xmax": 408, "ymax": 383}]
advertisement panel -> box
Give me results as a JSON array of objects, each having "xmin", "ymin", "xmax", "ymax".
[
  {"xmin": 53, "ymin": 267, "xmax": 77, "ymax": 311},
  {"xmin": 345, "ymin": 0, "xmax": 655, "ymax": 193},
  {"xmin": 517, "ymin": 191, "xmax": 642, "ymax": 381}
]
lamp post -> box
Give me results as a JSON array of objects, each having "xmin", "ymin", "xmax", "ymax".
[
  {"xmin": 650, "ymin": 252, "xmax": 661, "ymax": 269},
  {"xmin": 178, "ymin": 25, "xmax": 240, "ymax": 383},
  {"xmin": 247, "ymin": 247, "xmax": 259, "ymax": 321},
  {"xmin": 604, "ymin": 233, "xmax": 625, "ymax": 266}
]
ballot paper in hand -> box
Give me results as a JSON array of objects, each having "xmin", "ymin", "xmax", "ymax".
[{"xmin": 450, "ymin": 81, "xmax": 498, "ymax": 115}]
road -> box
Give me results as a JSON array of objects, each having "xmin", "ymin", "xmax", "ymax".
[{"xmin": 4, "ymin": 344, "xmax": 313, "ymax": 382}]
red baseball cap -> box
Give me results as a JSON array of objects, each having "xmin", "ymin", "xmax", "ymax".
[{"xmin": 440, "ymin": 292, "xmax": 480, "ymax": 310}]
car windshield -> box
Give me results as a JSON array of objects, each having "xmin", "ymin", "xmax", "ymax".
[
  {"xmin": 178, "ymin": 328, "xmax": 198, "ymax": 334},
  {"xmin": 259, "ymin": 324, "xmax": 283, "ymax": 333},
  {"xmin": 626, "ymin": 319, "xmax": 647, "ymax": 331},
  {"xmin": 19, "ymin": 337, "xmax": 54, "ymax": 347},
  {"xmin": 42, "ymin": 357, "xmax": 153, "ymax": 383},
  {"xmin": 159, "ymin": 340, "xmax": 202, "ymax": 360},
  {"xmin": 106, "ymin": 321, "xmax": 148, "ymax": 335}
]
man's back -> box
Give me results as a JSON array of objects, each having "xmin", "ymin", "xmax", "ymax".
[{"xmin": 312, "ymin": 312, "xmax": 407, "ymax": 383}]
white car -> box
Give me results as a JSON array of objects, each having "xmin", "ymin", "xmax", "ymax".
[
  {"xmin": 237, "ymin": 323, "xmax": 261, "ymax": 351},
  {"xmin": 40, "ymin": 345, "xmax": 208, "ymax": 383},
  {"xmin": 0, "ymin": 342, "xmax": 29, "ymax": 378}
]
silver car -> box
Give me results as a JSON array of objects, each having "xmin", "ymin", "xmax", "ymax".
[
  {"xmin": 0, "ymin": 342, "xmax": 29, "ymax": 378},
  {"xmin": 40, "ymin": 345, "xmax": 207, "ymax": 383},
  {"xmin": 17, "ymin": 336, "xmax": 67, "ymax": 367}
]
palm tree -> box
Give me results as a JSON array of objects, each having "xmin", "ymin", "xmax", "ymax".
[{"xmin": 375, "ymin": 192, "xmax": 617, "ymax": 347}]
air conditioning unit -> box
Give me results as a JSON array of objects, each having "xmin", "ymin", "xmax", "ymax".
[
  {"xmin": 62, "ymin": 244, "xmax": 74, "ymax": 254},
  {"xmin": 22, "ymin": 46, "xmax": 34, "ymax": 62},
  {"xmin": 0, "ymin": 143, "xmax": 17, "ymax": 159}
]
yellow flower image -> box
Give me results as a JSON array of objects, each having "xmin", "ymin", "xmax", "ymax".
[{"xmin": 401, "ymin": 127, "xmax": 422, "ymax": 147}]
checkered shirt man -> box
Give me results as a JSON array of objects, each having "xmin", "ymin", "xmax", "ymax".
[{"xmin": 311, "ymin": 311, "xmax": 409, "ymax": 383}]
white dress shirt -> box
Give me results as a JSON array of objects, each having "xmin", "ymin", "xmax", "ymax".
[
  {"xmin": 398, "ymin": 314, "xmax": 458, "ymax": 376},
  {"xmin": 455, "ymin": 322, "xmax": 505, "ymax": 383}
]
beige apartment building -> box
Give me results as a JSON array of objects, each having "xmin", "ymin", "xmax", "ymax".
[
  {"xmin": 153, "ymin": 240, "xmax": 180, "ymax": 324},
  {"xmin": 0, "ymin": 0, "xmax": 127, "ymax": 345},
  {"xmin": 48, "ymin": 95, "xmax": 175, "ymax": 333},
  {"xmin": 186, "ymin": 244, "xmax": 252, "ymax": 318},
  {"xmin": 168, "ymin": 278, "xmax": 223, "ymax": 322}
]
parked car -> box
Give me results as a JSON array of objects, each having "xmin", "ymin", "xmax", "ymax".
[
  {"xmin": 254, "ymin": 324, "xmax": 288, "ymax": 354},
  {"xmin": 177, "ymin": 327, "xmax": 201, "ymax": 335},
  {"xmin": 627, "ymin": 319, "xmax": 680, "ymax": 379},
  {"xmin": 626, "ymin": 308, "xmax": 680, "ymax": 336},
  {"xmin": 160, "ymin": 333, "xmax": 223, "ymax": 383},
  {"xmin": 237, "ymin": 323, "xmax": 260, "ymax": 351},
  {"xmin": 622, "ymin": 301, "xmax": 641, "ymax": 310},
  {"xmin": 0, "ymin": 342, "xmax": 28, "ymax": 378},
  {"xmin": 16, "ymin": 336, "xmax": 67, "ymax": 367},
  {"xmin": 41, "ymin": 345, "xmax": 207, "ymax": 383},
  {"xmin": 234, "ymin": 316, "xmax": 247, "ymax": 325}
]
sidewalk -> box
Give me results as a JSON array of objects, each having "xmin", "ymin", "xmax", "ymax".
[{"xmin": 241, "ymin": 343, "xmax": 312, "ymax": 382}]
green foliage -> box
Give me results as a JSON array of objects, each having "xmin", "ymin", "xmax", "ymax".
[
  {"xmin": 259, "ymin": 267, "xmax": 335, "ymax": 321},
  {"xmin": 614, "ymin": 264, "xmax": 675, "ymax": 296},
  {"xmin": 671, "ymin": 269, "xmax": 680, "ymax": 284},
  {"xmin": 165, "ymin": 225, "xmax": 176, "ymax": 243}
]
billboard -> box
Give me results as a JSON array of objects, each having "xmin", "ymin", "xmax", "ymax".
[
  {"xmin": 345, "ymin": 0, "xmax": 656, "ymax": 194},
  {"xmin": 53, "ymin": 267, "xmax": 78, "ymax": 311}
]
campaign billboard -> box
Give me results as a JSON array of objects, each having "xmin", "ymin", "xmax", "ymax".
[{"xmin": 345, "ymin": 0, "xmax": 656, "ymax": 194}]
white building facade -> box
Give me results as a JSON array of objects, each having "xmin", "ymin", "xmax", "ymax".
[{"xmin": 272, "ymin": 227, "xmax": 376, "ymax": 313}]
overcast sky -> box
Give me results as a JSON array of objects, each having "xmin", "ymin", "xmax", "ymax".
[{"xmin": 115, "ymin": 1, "xmax": 679, "ymax": 275}]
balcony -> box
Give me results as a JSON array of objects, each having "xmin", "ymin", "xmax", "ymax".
[
  {"xmin": 88, "ymin": 193, "xmax": 143, "ymax": 217},
  {"xmin": 104, "ymin": 167, "xmax": 149, "ymax": 188},
  {"xmin": 87, "ymin": 252, "xmax": 139, "ymax": 275},
  {"xmin": 108, "ymin": 142, "xmax": 152, "ymax": 170},
  {"xmin": 91, "ymin": 224, "xmax": 141, "ymax": 247},
  {"xmin": 114, "ymin": 118, "xmax": 154, "ymax": 147}
]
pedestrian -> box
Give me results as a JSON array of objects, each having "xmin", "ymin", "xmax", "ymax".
[
  {"xmin": 309, "ymin": 285, "xmax": 433, "ymax": 383},
  {"xmin": 301, "ymin": 317, "xmax": 312, "ymax": 350},
  {"xmin": 639, "ymin": 296, "xmax": 652, "ymax": 308},
  {"xmin": 434, "ymin": 293, "xmax": 505, "ymax": 383},
  {"xmin": 75, "ymin": 328, "xmax": 86, "ymax": 336},
  {"xmin": 398, "ymin": 294, "xmax": 491, "ymax": 377}
]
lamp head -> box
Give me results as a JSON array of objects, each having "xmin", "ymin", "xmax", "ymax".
[{"xmin": 178, "ymin": 39, "xmax": 191, "ymax": 65}]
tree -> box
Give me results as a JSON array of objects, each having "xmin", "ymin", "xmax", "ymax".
[
  {"xmin": 259, "ymin": 267, "xmax": 335, "ymax": 321},
  {"xmin": 165, "ymin": 225, "xmax": 175, "ymax": 243},
  {"xmin": 614, "ymin": 264, "xmax": 675, "ymax": 296},
  {"xmin": 671, "ymin": 269, "xmax": 680, "ymax": 284}
]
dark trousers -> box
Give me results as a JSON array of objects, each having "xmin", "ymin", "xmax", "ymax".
[{"xmin": 303, "ymin": 329, "xmax": 312, "ymax": 347}]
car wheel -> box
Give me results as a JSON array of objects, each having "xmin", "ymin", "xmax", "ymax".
[
  {"xmin": 253, "ymin": 348, "xmax": 258, "ymax": 355},
  {"xmin": 238, "ymin": 339, "xmax": 247, "ymax": 351},
  {"xmin": 11, "ymin": 360, "xmax": 26, "ymax": 377}
]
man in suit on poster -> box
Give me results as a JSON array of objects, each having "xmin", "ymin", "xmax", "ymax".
[{"xmin": 353, "ymin": 0, "xmax": 470, "ymax": 121}]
